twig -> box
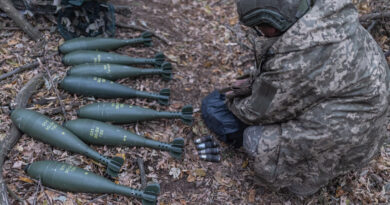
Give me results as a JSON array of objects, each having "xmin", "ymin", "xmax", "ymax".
[
  {"xmin": 367, "ymin": 20, "xmax": 377, "ymax": 33},
  {"xmin": 136, "ymin": 157, "xmax": 147, "ymax": 189},
  {"xmin": 0, "ymin": 53, "xmax": 56, "ymax": 82},
  {"xmin": 0, "ymin": 74, "xmax": 44, "ymax": 205},
  {"xmin": 360, "ymin": 11, "xmax": 390, "ymax": 22},
  {"xmin": 6, "ymin": 185, "xmax": 25, "ymax": 204},
  {"xmin": 210, "ymin": 0, "xmax": 223, "ymax": 7},
  {"xmin": 38, "ymin": 59, "xmax": 67, "ymax": 121},
  {"xmin": 32, "ymin": 179, "xmax": 41, "ymax": 205},
  {"xmin": 0, "ymin": 62, "xmax": 39, "ymax": 82},
  {"xmin": 0, "ymin": 0, "xmax": 42, "ymax": 41},
  {"xmin": 116, "ymin": 21, "xmax": 171, "ymax": 45},
  {"xmin": 43, "ymin": 186, "xmax": 67, "ymax": 196},
  {"xmin": 0, "ymin": 26, "xmax": 51, "ymax": 31},
  {"xmin": 88, "ymin": 194, "xmax": 108, "ymax": 204},
  {"xmin": 43, "ymin": 190, "xmax": 52, "ymax": 205},
  {"xmin": 113, "ymin": 5, "xmax": 132, "ymax": 17}
]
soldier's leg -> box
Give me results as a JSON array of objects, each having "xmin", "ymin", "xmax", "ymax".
[{"xmin": 243, "ymin": 126, "xmax": 263, "ymax": 157}]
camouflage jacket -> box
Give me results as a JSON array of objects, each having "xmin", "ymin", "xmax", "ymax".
[{"xmin": 227, "ymin": 0, "xmax": 390, "ymax": 195}]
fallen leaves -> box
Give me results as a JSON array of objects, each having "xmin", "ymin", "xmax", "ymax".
[
  {"xmin": 194, "ymin": 168, "xmax": 206, "ymax": 177},
  {"xmin": 169, "ymin": 167, "xmax": 181, "ymax": 179},
  {"xmin": 214, "ymin": 171, "xmax": 234, "ymax": 187},
  {"xmin": 19, "ymin": 176, "xmax": 33, "ymax": 183},
  {"xmin": 1, "ymin": 0, "xmax": 390, "ymax": 204},
  {"xmin": 248, "ymin": 189, "xmax": 256, "ymax": 203}
]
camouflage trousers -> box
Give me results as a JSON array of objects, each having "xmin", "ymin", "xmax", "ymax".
[{"xmin": 243, "ymin": 125, "xmax": 325, "ymax": 196}]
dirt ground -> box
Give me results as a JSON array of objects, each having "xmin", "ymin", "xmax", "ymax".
[{"xmin": 1, "ymin": 0, "xmax": 390, "ymax": 204}]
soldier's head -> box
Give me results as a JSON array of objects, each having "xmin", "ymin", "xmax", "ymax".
[{"xmin": 236, "ymin": 0, "xmax": 313, "ymax": 37}]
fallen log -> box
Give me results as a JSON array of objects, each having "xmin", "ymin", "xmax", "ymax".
[
  {"xmin": 0, "ymin": 0, "xmax": 42, "ymax": 41},
  {"xmin": 0, "ymin": 74, "xmax": 44, "ymax": 205}
]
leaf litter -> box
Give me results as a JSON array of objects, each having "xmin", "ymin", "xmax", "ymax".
[{"xmin": 0, "ymin": 0, "xmax": 390, "ymax": 204}]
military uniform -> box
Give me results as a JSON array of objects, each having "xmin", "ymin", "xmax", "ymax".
[{"xmin": 228, "ymin": 0, "xmax": 390, "ymax": 195}]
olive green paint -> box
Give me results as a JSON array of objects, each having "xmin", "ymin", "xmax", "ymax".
[
  {"xmin": 77, "ymin": 103, "xmax": 193, "ymax": 124},
  {"xmin": 59, "ymin": 76, "xmax": 170, "ymax": 105},
  {"xmin": 64, "ymin": 119, "xmax": 184, "ymax": 159},
  {"xmin": 11, "ymin": 109, "xmax": 124, "ymax": 177},
  {"xmin": 62, "ymin": 50, "xmax": 165, "ymax": 66},
  {"xmin": 67, "ymin": 62, "xmax": 172, "ymax": 81},
  {"xmin": 59, "ymin": 32, "xmax": 153, "ymax": 54},
  {"xmin": 26, "ymin": 161, "xmax": 160, "ymax": 205}
]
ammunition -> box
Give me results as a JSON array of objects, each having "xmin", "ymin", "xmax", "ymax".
[
  {"xmin": 199, "ymin": 154, "xmax": 221, "ymax": 162},
  {"xmin": 197, "ymin": 148, "xmax": 220, "ymax": 155},
  {"xmin": 67, "ymin": 62, "xmax": 172, "ymax": 81},
  {"xmin": 26, "ymin": 161, "xmax": 160, "ymax": 205},
  {"xmin": 11, "ymin": 109, "xmax": 124, "ymax": 177},
  {"xmin": 64, "ymin": 119, "xmax": 185, "ymax": 159},
  {"xmin": 60, "ymin": 76, "xmax": 170, "ymax": 105},
  {"xmin": 62, "ymin": 50, "xmax": 165, "ymax": 66},
  {"xmin": 196, "ymin": 141, "xmax": 218, "ymax": 150},
  {"xmin": 194, "ymin": 135, "xmax": 213, "ymax": 144},
  {"xmin": 77, "ymin": 103, "xmax": 193, "ymax": 124},
  {"xmin": 59, "ymin": 31, "xmax": 153, "ymax": 54}
]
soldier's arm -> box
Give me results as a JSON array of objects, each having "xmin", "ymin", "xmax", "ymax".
[{"xmin": 227, "ymin": 66, "xmax": 324, "ymax": 125}]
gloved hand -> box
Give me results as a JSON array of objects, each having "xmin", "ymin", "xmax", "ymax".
[{"xmin": 224, "ymin": 78, "xmax": 252, "ymax": 99}]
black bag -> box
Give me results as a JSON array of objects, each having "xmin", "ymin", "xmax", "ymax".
[
  {"xmin": 57, "ymin": 0, "xmax": 116, "ymax": 40},
  {"xmin": 201, "ymin": 90, "xmax": 248, "ymax": 147}
]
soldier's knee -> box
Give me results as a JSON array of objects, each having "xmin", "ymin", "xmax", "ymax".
[{"xmin": 243, "ymin": 126, "xmax": 263, "ymax": 157}]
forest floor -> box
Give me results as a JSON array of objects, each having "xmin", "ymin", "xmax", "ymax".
[{"xmin": 1, "ymin": 0, "xmax": 390, "ymax": 204}]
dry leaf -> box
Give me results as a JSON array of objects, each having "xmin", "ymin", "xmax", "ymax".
[
  {"xmin": 115, "ymin": 153, "xmax": 126, "ymax": 160},
  {"xmin": 169, "ymin": 167, "xmax": 181, "ymax": 179},
  {"xmin": 19, "ymin": 176, "xmax": 34, "ymax": 183},
  {"xmin": 194, "ymin": 168, "xmax": 206, "ymax": 177},
  {"xmin": 248, "ymin": 189, "xmax": 256, "ymax": 203},
  {"xmin": 7, "ymin": 39, "xmax": 18, "ymax": 46},
  {"xmin": 180, "ymin": 199, "xmax": 187, "ymax": 205},
  {"xmin": 187, "ymin": 174, "xmax": 196, "ymax": 183},
  {"xmin": 242, "ymin": 159, "xmax": 249, "ymax": 168},
  {"xmin": 336, "ymin": 187, "xmax": 345, "ymax": 198},
  {"xmin": 12, "ymin": 161, "xmax": 23, "ymax": 169},
  {"xmin": 229, "ymin": 17, "xmax": 238, "ymax": 26}
]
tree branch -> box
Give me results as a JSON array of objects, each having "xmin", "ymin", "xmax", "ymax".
[
  {"xmin": 116, "ymin": 21, "xmax": 171, "ymax": 45},
  {"xmin": 0, "ymin": 74, "xmax": 44, "ymax": 205},
  {"xmin": 137, "ymin": 157, "xmax": 147, "ymax": 189},
  {"xmin": 360, "ymin": 11, "xmax": 390, "ymax": 22},
  {"xmin": 0, "ymin": 53, "xmax": 56, "ymax": 82},
  {"xmin": 0, "ymin": 62, "xmax": 39, "ymax": 82},
  {"xmin": 0, "ymin": 0, "xmax": 42, "ymax": 41}
]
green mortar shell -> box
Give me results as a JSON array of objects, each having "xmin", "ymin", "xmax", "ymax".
[
  {"xmin": 59, "ymin": 32, "xmax": 153, "ymax": 54},
  {"xmin": 77, "ymin": 102, "xmax": 193, "ymax": 125},
  {"xmin": 26, "ymin": 161, "xmax": 160, "ymax": 205},
  {"xmin": 11, "ymin": 109, "xmax": 124, "ymax": 177},
  {"xmin": 67, "ymin": 62, "xmax": 172, "ymax": 81},
  {"xmin": 63, "ymin": 119, "xmax": 184, "ymax": 159},
  {"xmin": 62, "ymin": 50, "xmax": 165, "ymax": 66},
  {"xmin": 59, "ymin": 76, "xmax": 170, "ymax": 105}
]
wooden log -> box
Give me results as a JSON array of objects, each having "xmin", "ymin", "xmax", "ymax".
[
  {"xmin": 0, "ymin": 74, "xmax": 44, "ymax": 205},
  {"xmin": 0, "ymin": 0, "xmax": 42, "ymax": 41}
]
